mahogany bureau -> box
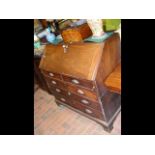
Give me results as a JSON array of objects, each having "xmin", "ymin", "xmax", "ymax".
[{"xmin": 39, "ymin": 33, "xmax": 121, "ymax": 132}]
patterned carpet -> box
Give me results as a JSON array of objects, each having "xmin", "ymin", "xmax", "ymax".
[{"xmin": 34, "ymin": 88, "xmax": 121, "ymax": 135}]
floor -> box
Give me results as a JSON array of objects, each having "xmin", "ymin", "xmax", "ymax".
[{"xmin": 34, "ymin": 88, "xmax": 121, "ymax": 135}]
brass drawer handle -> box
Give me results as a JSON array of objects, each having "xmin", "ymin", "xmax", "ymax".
[
  {"xmin": 52, "ymin": 81, "xmax": 57, "ymax": 85},
  {"xmin": 68, "ymin": 92, "xmax": 71, "ymax": 96},
  {"xmin": 56, "ymin": 88, "xmax": 61, "ymax": 93},
  {"xmin": 60, "ymin": 98, "xmax": 66, "ymax": 102},
  {"xmin": 49, "ymin": 73, "xmax": 54, "ymax": 77},
  {"xmin": 81, "ymin": 99, "xmax": 89, "ymax": 105},
  {"xmin": 77, "ymin": 89, "xmax": 84, "ymax": 95},
  {"xmin": 72, "ymin": 79, "xmax": 80, "ymax": 84},
  {"xmin": 85, "ymin": 109, "xmax": 93, "ymax": 114}
]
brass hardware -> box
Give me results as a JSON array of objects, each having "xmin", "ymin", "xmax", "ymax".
[
  {"xmin": 85, "ymin": 109, "xmax": 92, "ymax": 114},
  {"xmin": 61, "ymin": 98, "xmax": 66, "ymax": 102},
  {"xmin": 62, "ymin": 44, "xmax": 69, "ymax": 53},
  {"xmin": 68, "ymin": 92, "xmax": 71, "ymax": 96},
  {"xmin": 72, "ymin": 79, "xmax": 79, "ymax": 84},
  {"xmin": 52, "ymin": 81, "xmax": 57, "ymax": 85},
  {"xmin": 56, "ymin": 88, "xmax": 61, "ymax": 92},
  {"xmin": 81, "ymin": 99, "xmax": 89, "ymax": 105},
  {"xmin": 49, "ymin": 73, "xmax": 54, "ymax": 77},
  {"xmin": 77, "ymin": 89, "xmax": 84, "ymax": 95}
]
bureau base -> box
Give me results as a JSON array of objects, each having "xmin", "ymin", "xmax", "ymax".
[{"xmin": 55, "ymin": 99, "xmax": 121, "ymax": 133}]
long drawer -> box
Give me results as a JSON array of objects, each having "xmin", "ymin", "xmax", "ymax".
[
  {"xmin": 70, "ymin": 93, "xmax": 102, "ymax": 112},
  {"xmin": 68, "ymin": 100, "xmax": 104, "ymax": 120},
  {"xmin": 67, "ymin": 83, "xmax": 98, "ymax": 102}
]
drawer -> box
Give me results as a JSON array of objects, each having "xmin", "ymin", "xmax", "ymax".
[
  {"xmin": 67, "ymin": 84, "xmax": 98, "ymax": 102},
  {"xmin": 49, "ymin": 87, "xmax": 70, "ymax": 96},
  {"xmin": 45, "ymin": 77, "xmax": 66, "ymax": 90},
  {"xmin": 69, "ymin": 101, "xmax": 104, "ymax": 120},
  {"xmin": 62, "ymin": 74, "xmax": 95, "ymax": 90},
  {"xmin": 41, "ymin": 70, "xmax": 62, "ymax": 80},
  {"xmin": 54, "ymin": 94, "xmax": 73, "ymax": 105},
  {"xmin": 71, "ymin": 93, "xmax": 102, "ymax": 112}
]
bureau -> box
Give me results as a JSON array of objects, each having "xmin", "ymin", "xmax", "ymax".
[{"xmin": 39, "ymin": 33, "xmax": 121, "ymax": 132}]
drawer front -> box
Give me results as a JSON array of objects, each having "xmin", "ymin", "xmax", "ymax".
[
  {"xmin": 62, "ymin": 75, "xmax": 95, "ymax": 90},
  {"xmin": 54, "ymin": 94, "xmax": 73, "ymax": 105},
  {"xmin": 69, "ymin": 101, "xmax": 104, "ymax": 120},
  {"xmin": 45, "ymin": 77, "xmax": 66, "ymax": 90},
  {"xmin": 71, "ymin": 93, "xmax": 102, "ymax": 112},
  {"xmin": 49, "ymin": 87, "xmax": 70, "ymax": 96},
  {"xmin": 67, "ymin": 84, "xmax": 98, "ymax": 102},
  {"xmin": 41, "ymin": 70, "xmax": 62, "ymax": 80}
]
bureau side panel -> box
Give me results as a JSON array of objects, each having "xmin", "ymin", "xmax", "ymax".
[{"xmin": 95, "ymin": 33, "xmax": 121, "ymax": 97}]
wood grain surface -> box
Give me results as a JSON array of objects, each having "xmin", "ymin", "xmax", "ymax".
[{"xmin": 104, "ymin": 63, "xmax": 121, "ymax": 94}]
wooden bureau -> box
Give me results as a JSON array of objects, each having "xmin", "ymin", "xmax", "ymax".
[{"xmin": 39, "ymin": 33, "xmax": 121, "ymax": 132}]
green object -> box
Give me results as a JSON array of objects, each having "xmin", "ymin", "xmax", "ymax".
[
  {"xmin": 84, "ymin": 32, "xmax": 114, "ymax": 43},
  {"xmin": 34, "ymin": 41, "xmax": 41, "ymax": 48},
  {"xmin": 103, "ymin": 19, "xmax": 121, "ymax": 31}
]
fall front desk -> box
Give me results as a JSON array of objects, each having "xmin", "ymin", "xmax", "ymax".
[{"xmin": 38, "ymin": 33, "xmax": 121, "ymax": 132}]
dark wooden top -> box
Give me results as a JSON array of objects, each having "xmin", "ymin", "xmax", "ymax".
[{"xmin": 104, "ymin": 63, "xmax": 121, "ymax": 94}]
